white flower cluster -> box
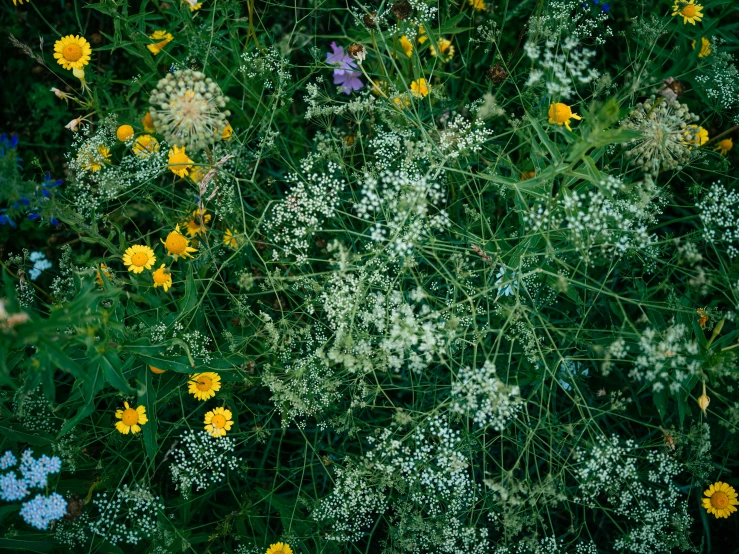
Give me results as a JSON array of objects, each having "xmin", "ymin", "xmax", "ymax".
[
  {"xmin": 239, "ymin": 46, "xmax": 292, "ymax": 90},
  {"xmin": 355, "ymin": 170, "xmax": 449, "ymax": 258},
  {"xmin": 263, "ymin": 156, "xmax": 344, "ymax": 263},
  {"xmin": 438, "ymin": 114, "xmax": 494, "ymax": 159},
  {"xmin": 694, "ymin": 50, "xmax": 739, "ymax": 112},
  {"xmin": 528, "ymin": 0, "xmax": 611, "ymax": 43},
  {"xmin": 494, "ymin": 538, "xmax": 598, "ymax": 554},
  {"xmin": 169, "ymin": 430, "xmax": 240, "ymax": 493},
  {"xmin": 314, "ymin": 417, "xmax": 486, "ymax": 553},
  {"xmin": 629, "ymin": 323, "xmax": 700, "ymax": 393},
  {"xmin": 698, "ymin": 182, "xmax": 739, "ymax": 258},
  {"xmin": 574, "ymin": 435, "xmax": 691, "ymax": 554},
  {"xmin": 450, "ymin": 360, "xmax": 522, "ymax": 430},
  {"xmin": 90, "ymin": 483, "xmax": 163, "ymax": 545},
  {"xmin": 524, "ymin": 36, "xmax": 599, "ymax": 99}
]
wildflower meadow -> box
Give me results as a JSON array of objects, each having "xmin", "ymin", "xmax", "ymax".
[{"xmin": 2, "ymin": 0, "xmax": 739, "ymax": 551}]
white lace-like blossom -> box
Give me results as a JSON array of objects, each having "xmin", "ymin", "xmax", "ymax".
[
  {"xmin": 169, "ymin": 430, "xmax": 240, "ymax": 494},
  {"xmin": 698, "ymin": 182, "xmax": 739, "ymax": 258},
  {"xmin": 450, "ymin": 361, "xmax": 522, "ymax": 430}
]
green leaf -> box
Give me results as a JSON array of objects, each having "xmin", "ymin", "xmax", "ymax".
[
  {"xmin": 653, "ymin": 388, "xmax": 668, "ymax": 421},
  {"xmin": 0, "ymin": 538, "xmax": 57, "ymax": 552},
  {"xmin": 99, "ymin": 352, "xmax": 136, "ymax": 394},
  {"xmin": 139, "ymin": 366, "xmax": 158, "ymax": 463},
  {"xmin": 0, "ymin": 424, "xmax": 54, "ymax": 446}
]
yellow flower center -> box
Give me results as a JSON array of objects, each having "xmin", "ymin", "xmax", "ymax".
[
  {"xmin": 153, "ymin": 268, "xmax": 169, "ymax": 284},
  {"xmin": 719, "ymin": 139, "xmax": 732, "ymax": 149},
  {"xmin": 196, "ymin": 376, "xmax": 212, "ymax": 391},
  {"xmin": 165, "ymin": 232, "xmax": 188, "ymax": 254},
  {"xmin": 121, "ymin": 408, "xmax": 139, "ymax": 426},
  {"xmin": 681, "ymin": 4, "xmax": 697, "ymax": 16},
  {"xmin": 211, "ymin": 414, "xmax": 227, "ymax": 428},
  {"xmin": 63, "ymin": 43, "xmax": 83, "ymax": 62},
  {"xmin": 550, "ymin": 104, "xmax": 573, "ymax": 123},
  {"xmin": 131, "ymin": 252, "xmax": 150, "ymax": 267},
  {"xmin": 711, "ymin": 491, "xmax": 729, "ymax": 509}
]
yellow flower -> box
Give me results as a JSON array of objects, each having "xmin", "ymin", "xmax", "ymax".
[
  {"xmin": 548, "ymin": 103, "xmax": 582, "ymax": 132},
  {"xmin": 53, "ymin": 35, "xmax": 92, "ymax": 71},
  {"xmin": 204, "ymin": 406, "xmax": 234, "ymax": 437},
  {"xmin": 698, "ymin": 380, "xmax": 710, "ymax": 415},
  {"xmin": 122, "ymin": 244, "xmax": 157, "ymax": 274},
  {"xmin": 12, "ymin": 0, "xmax": 27, "ymax": 5},
  {"xmin": 183, "ymin": 0, "xmax": 202, "ymax": 11},
  {"xmin": 223, "ymin": 228, "xmax": 239, "ymax": 249},
  {"xmin": 520, "ymin": 171, "xmax": 536, "ymax": 181},
  {"xmin": 410, "ymin": 78, "xmax": 430, "ymax": 98},
  {"xmin": 168, "ymin": 145, "xmax": 194, "ymax": 178},
  {"xmin": 116, "ymin": 125, "xmax": 134, "ymax": 142},
  {"xmin": 114, "ymin": 402, "xmax": 148, "ymax": 434},
  {"xmin": 692, "ymin": 37, "xmax": 711, "ymax": 58},
  {"xmin": 185, "ymin": 209, "xmax": 211, "ymax": 237},
  {"xmin": 95, "ymin": 263, "xmax": 111, "ymax": 285},
  {"xmin": 222, "ymin": 124, "xmax": 233, "ymax": 141},
  {"xmin": 417, "ymin": 25, "xmax": 428, "ymax": 45},
  {"xmin": 430, "ymin": 38, "xmax": 454, "ymax": 62},
  {"xmin": 161, "ymin": 224, "xmax": 198, "ymax": 261},
  {"xmin": 152, "ymin": 264, "xmax": 173, "ymax": 292},
  {"xmin": 399, "ymin": 35, "xmax": 413, "ymax": 57},
  {"xmin": 142, "ymin": 112, "xmax": 156, "ymax": 133},
  {"xmin": 715, "ymin": 137, "xmax": 733, "ymax": 156},
  {"xmin": 147, "ymin": 30, "xmax": 174, "ymax": 56},
  {"xmin": 702, "ymin": 482, "xmax": 738, "ymax": 518},
  {"xmin": 149, "ymin": 365, "xmax": 166, "ymax": 374},
  {"xmin": 265, "ymin": 543, "xmax": 293, "ymax": 554},
  {"xmin": 77, "ymin": 145, "xmax": 111, "ymax": 172},
  {"xmin": 188, "ymin": 372, "xmax": 221, "ymax": 401},
  {"xmin": 469, "ymin": 0, "xmax": 486, "ymax": 10},
  {"xmin": 132, "ymin": 135, "xmax": 160, "ymax": 158},
  {"xmin": 672, "ymin": 0, "xmax": 704, "ymax": 25},
  {"xmin": 684, "ymin": 124, "xmax": 709, "ymax": 147}
]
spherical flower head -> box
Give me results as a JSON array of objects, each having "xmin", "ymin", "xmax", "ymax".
[
  {"xmin": 161, "ymin": 224, "xmax": 197, "ymax": 260},
  {"xmin": 116, "ymin": 125, "xmax": 134, "ymax": 142},
  {"xmin": 123, "ymin": 244, "xmax": 157, "ymax": 274},
  {"xmin": 149, "ymin": 365, "xmax": 166, "ymax": 374},
  {"xmin": 692, "ymin": 37, "xmax": 711, "ymax": 58},
  {"xmin": 672, "ymin": 0, "xmax": 704, "ymax": 25},
  {"xmin": 188, "ymin": 372, "xmax": 221, "ymax": 401},
  {"xmin": 19, "ymin": 493, "xmax": 67, "ymax": 530},
  {"xmin": 53, "ymin": 35, "xmax": 92, "ymax": 70},
  {"xmin": 430, "ymin": 38, "xmax": 454, "ymax": 62},
  {"xmin": 410, "ymin": 78, "xmax": 430, "ymax": 98},
  {"xmin": 77, "ymin": 145, "xmax": 111, "ymax": 172},
  {"xmin": 152, "ymin": 264, "xmax": 173, "ymax": 291},
  {"xmin": 115, "ymin": 401, "xmax": 148, "ymax": 434},
  {"xmin": 399, "ymin": 35, "xmax": 413, "ymax": 57},
  {"xmin": 702, "ymin": 481, "xmax": 739, "ymax": 518},
  {"xmin": 150, "ymin": 69, "xmax": 230, "ymax": 152},
  {"xmin": 204, "ymin": 406, "xmax": 234, "ymax": 437},
  {"xmin": 548, "ymin": 103, "xmax": 582, "ymax": 131},
  {"xmin": 168, "ymin": 145, "xmax": 194, "ymax": 178},
  {"xmin": 185, "ymin": 209, "xmax": 212, "ymax": 237},
  {"xmin": 265, "ymin": 543, "xmax": 293, "ymax": 554},
  {"xmin": 715, "ymin": 137, "xmax": 733, "ymax": 156},
  {"xmin": 133, "ymin": 135, "xmax": 160, "ymax": 158},
  {"xmin": 469, "ymin": 0, "xmax": 486, "ymax": 10},
  {"xmin": 147, "ymin": 30, "xmax": 174, "ymax": 55}
]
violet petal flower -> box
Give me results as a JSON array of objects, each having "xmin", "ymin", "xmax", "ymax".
[
  {"xmin": 334, "ymin": 70, "xmax": 364, "ymax": 94},
  {"xmin": 326, "ymin": 42, "xmax": 357, "ymax": 72}
]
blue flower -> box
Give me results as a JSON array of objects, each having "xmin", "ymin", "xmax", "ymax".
[
  {"xmin": 601, "ymin": 3, "xmax": 610, "ymax": 11},
  {"xmin": 0, "ymin": 451, "xmax": 17, "ymax": 470},
  {"xmin": 19, "ymin": 450, "xmax": 62, "ymax": 488},
  {"xmin": 50, "ymin": 217, "xmax": 60, "ymax": 227},
  {"xmin": 43, "ymin": 172, "xmax": 63, "ymax": 188},
  {"xmin": 0, "ymin": 471, "xmax": 29, "ymax": 501},
  {"xmin": 0, "ymin": 214, "xmax": 17, "ymax": 228},
  {"xmin": 19, "ymin": 493, "xmax": 67, "ymax": 530},
  {"xmin": 27, "ymin": 213, "xmax": 41, "ymax": 221}
]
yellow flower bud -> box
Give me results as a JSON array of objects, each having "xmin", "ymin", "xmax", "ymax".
[{"xmin": 698, "ymin": 381, "xmax": 710, "ymax": 416}]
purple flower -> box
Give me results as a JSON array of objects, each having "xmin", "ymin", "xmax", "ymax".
[{"xmin": 326, "ymin": 42, "xmax": 364, "ymax": 95}]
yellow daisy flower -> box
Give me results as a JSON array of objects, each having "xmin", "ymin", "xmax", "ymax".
[
  {"xmin": 161, "ymin": 224, "xmax": 198, "ymax": 261},
  {"xmin": 12, "ymin": 0, "xmax": 28, "ymax": 5},
  {"xmin": 672, "ymin": 0, "xmax": 704, "ymax": 25},
  {"xmin": 77, "ymin": 145, "xmax": 111, "ymax": 172},
  {"xmin": 114, "ymin": 402, "xmax": 148, "ymax": 435},
  {"xmin": 410, "ymin": 78, "xmax": 430, "ymax": 98},
  {"xmin": 399, "ymin": 35, "xmax": 413, "ymax": 57},
  {"xmin": 147, "ymin": 30, "xmax": 174, "ymax": 56},
  {"xmin": 684, "ymin": 124, "xmax": 709, "ymax": 147},
  {"xmin": 168, "ymin": 145, "xmax": 194, "ymax": 178},
  {"xmin": 430, "ymin": 37, "xmax": 454, "ymax": 62},
  {"xmin": 692, "ymin": 37, "xmax": 711, "ymax": 58},
  {"xmin": 222, "ymin": 124, "xmax": 233, "ymax": 141},
  {"xmin": 185, "ymin": 209, "xmax": 212, "ymax": 237},
  {"xmin": 548, "ymin": 103, "xmax": 582, "ymax": 132},
  {"xmin": 122, "ymin": 244, "xmax": 157, "ymax": 274},
  {"xmin": 133, "ymin": 135, "xmax": 160, "ymax": 158},
  {"xmin": 95, "ymin": 263, "xmax": 111, "ymax": 285},
  {"xmin": 417, "ymin": 25, "xmax": 428, "ymax": 45},
  {"xmin": 142, "ymin": 112, "xmax": 156, "ymax": 133},
  {"xmin": 116, "ymin": 125, "xmax": 134, "ymax": 142},
  {"xmin": 53, "ymin": 35, "xmax": 92, "ymax": 71},
  {"xmin": 188, "ymin": 372, "xmax": 221, "ymax": 401},
  {"xmin": 715, "ymin": 137, "xmax": 733, "ymax": 156},
  {"xmin": 149, "ymin": 365, "xmax": 167, "ymax": 374},
  {"xmin": 265, "ymin": 543, "xmax": 293, "ymax": 554},
  {"xmin": 204, "ymin": 406, "xmax": 234, "ymax": 437},
  {"xmin": 152, "ymin": 264, "xmax": 173, "ymax": 291},
  {"xmin": 469, "ymin": 0, "xmax": 486, "ymax": 10},
  {"xmin": 702, "ymin": 481, "xmax": 738, "ymax": 518},
  {"xmin": 223, "ymin": 228, "xmax": 239, "ymax": 249},
  {"xmin": 183, "ymin": 0, "xmax": 203, "ymax": 11}
]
